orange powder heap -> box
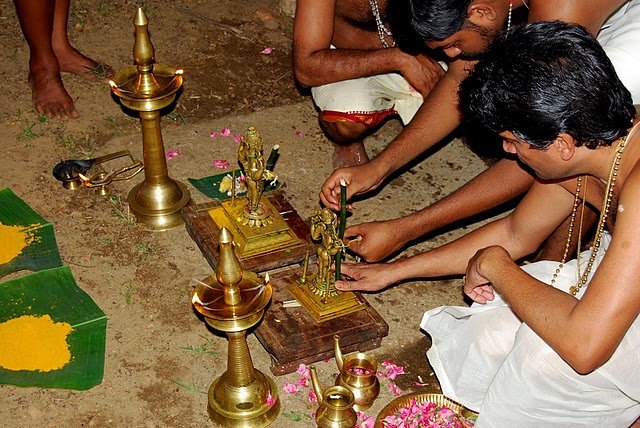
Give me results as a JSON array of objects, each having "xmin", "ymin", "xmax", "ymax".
[
  {"xmin": 0, "ymin": 314, "xmax": 73, "ymax": 372},
  {"xmin": 0, "ymin": 222, "xmax": 38, "ymax": 265}
]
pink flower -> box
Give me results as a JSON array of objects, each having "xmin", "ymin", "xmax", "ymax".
[
  {"xmin": 210, "ymin": 130, "xmax": 219, "ymax": 139},
  {"xmin": 260, "ymin": 47, "xmax": 274, "ymax": 55},
  {"xmin": 234, "ymin": 133, "xmax": 243, "ymax": 143},
  {"xmin": 283, "ymin": 381, "xmax": 300, "ymax": 394},
  {"xmin": 381, "ymin": 360, "xmax": 405, "ymax": 380},
  {"xmin": 213, "ymin": 159, "xmax": 231, "ymax": 169},
  {"xmin": 220, "ymin": 127, "xmax": 232, "ymax": 137},
  {"xmin": 356, "ymin": 411, "xmax": 375, "ymax": 428},
  {"xmin": 387, "ymin": 381, "xmax": 403, "ymax": 396},
  {"xmin": 296, "ymin": 364, "xmax": 311, "ymax": 387},
  {"xmin": 296, "ymin": 364, "xmax": 310, "ymax": 378},
  {"xmin": 295, "ymin": 130, "xmax": 303, "ymax": 137},
  {"xmin": 166, "ymin": 150, "xmax": 181, "ymax": 160},
  {"xmin": 265, "ymin": 393, "xmax": 276, "ymax": 406},
  {"xmin": 308, "ymin": 390, "xmax": 318, "ymax": 403}
]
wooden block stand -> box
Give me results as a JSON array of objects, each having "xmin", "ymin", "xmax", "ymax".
[
  {"xmin": 255, "ymin": 267, "xmax": 389, "ymax": 376},
  {"xmin": 182, "ymin": 190, "xmax": 314, "ymax": 272}
]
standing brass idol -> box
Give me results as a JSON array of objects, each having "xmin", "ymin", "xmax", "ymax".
[
  {"xmin": 308, "ymin": 208, "xmax": 343, "ymax": 300},
  {"xmin": 238, "ymin": 127, "xmax": 276, "ymax": 228},
  {"xmin": 206, "ymin": 127, "xmax": 301, "ymax": 259},
  {"xmin": 289, "ymin": 209, "xmax": 365, "ymax": 323}
]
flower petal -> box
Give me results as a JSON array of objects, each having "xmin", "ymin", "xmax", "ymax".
[
  {"xmin": 213, "ymin": 159, "xmax": 231, "ymax": 169},
  {"xmin": 260, "ymin": 47, "xmax": 274, "ymax": 55},
  {"xmin": 166, "ymin": 150, "xmax": 181, "ymax": 160}
]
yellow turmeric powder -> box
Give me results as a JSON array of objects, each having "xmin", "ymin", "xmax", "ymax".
[
  {"xmin": 0, "ymin": 314, "xmax": 73, "ymax": 372},
  {"xmin": 0, "ymin": 222, "xmax": 39, "ymax": 265}
]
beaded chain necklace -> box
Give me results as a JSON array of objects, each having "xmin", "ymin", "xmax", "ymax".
[
  {"xmin": 507, "ymin": 0, "xmax": 513, "ymax": 31},
  {"xmin": 549, "ymin": 134, "xmax": 629, "ymax": 296},
  {"xmin": 369, "ymin": 0, "xmax": 395, "ymax": 48},
  {"xmin": 507, "ymin": 0, "xmax": 529, "ymax": 31}
]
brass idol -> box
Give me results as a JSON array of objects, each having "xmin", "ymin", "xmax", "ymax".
[
  {"xmin": 207, "ymin": 127, "xmax": 300, "ymax": 258},
  {"xmin": 289, "ymin": 208, "xmax": 365, "ymax": 323}
]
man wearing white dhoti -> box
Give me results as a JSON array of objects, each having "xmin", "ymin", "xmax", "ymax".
[{"xmin": 334, "ymin": 21, "xmax": 640, "ymax": 426}]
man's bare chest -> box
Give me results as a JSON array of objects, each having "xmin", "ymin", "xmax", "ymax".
[{"xmin": 335, "ymin": 0, "xmax": 389, "ymax": 32}]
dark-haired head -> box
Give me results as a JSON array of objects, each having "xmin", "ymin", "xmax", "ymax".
[
  {"xmin": 389, "ymin": 0, "xmax": 499, "ymax": 58},
  {"xmin": 459, "ymin": 21, "xmax": 635, "ymax": 150},
  {"xmin": 389, "ymin": 0, "xmax": 471, "ymax": 47}
]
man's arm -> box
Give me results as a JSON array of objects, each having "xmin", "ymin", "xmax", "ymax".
[
  {"xmin": 345, "ymin": 158, "xmax": 534, "ymax": 261},
  {"xmin": 467, "ymin": 170, "xmax": 640, "ymax": 374},
  {"xmin": 320, "ymin": 59, "xmax": 471, "ymax": 209},
  {"xmin": 293, "ymin": 0, "xmax": 443, "ymax": 93},
  {"xmin": 336, "ymin": 179, "xmax": 574, "ymax": 292}
]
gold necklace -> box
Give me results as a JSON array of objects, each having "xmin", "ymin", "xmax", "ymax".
[{"xmin": 549, "ymin": 134, "xmax": 628, "ymax": 296}]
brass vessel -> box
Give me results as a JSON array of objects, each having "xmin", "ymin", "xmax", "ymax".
[
  {"xmin": 310, "ymin": 366, "xmax": 357, "ymax": 428},
  {"xmin": 192, "ymin": 227, "xmax": 280, "ymax": 427},
  {"xmin": 334, "ymin": 335, "xmax": 380, "ymax": 411},
  {"xmin": 110, "ymin": 8, "xmax": 190, "ymax": 230}
]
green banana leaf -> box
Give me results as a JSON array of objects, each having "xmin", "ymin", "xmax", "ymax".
[
  {"xmin": 0, "ymin": 266, "xmax": 107, "ymax": 390},
  {"xmin": 0, "ymin": 188, "xmax": 63, "ymax": 279},
  {"xmin": 188, "ymin": 169, "xmax": 281, "ymax": 200}
]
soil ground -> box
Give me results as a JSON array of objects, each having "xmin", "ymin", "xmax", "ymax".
[{"xmin": 0, "ymin": 1, "xmax": 497, "ymax": 426}]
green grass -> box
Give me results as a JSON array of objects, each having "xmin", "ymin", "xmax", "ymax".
[
  {"xmin": 87, "ymin": 63, "xmax": 111, "ymax": 79},
  {"xmin": 172, "ymin": 380, "xmax": 206, "ymax": 394},
  {"xmin": 180, "ymin": 338, "xmax": 221, "ymax": 357},
  {"xmin": 136, "ymin": 241, "xmax": 154, "ymax": 258},
  {"xmin": 119, "ymin": 282, "xmax": 137, "ymax": 305},
  {"xmin": 108, "ymin": 195, "xmax": 136, "ymax": 226}
]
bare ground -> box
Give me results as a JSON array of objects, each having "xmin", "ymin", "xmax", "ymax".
[{"xmin": 0, "ymin": 1, "xmax": 491, "ymax": 426}]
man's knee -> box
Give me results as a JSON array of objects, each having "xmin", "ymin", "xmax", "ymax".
[{"xmin": 319, "ymin": 117, "xmax": 368, "ymax": 142}]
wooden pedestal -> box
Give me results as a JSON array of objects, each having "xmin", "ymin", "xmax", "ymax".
[
  {"xmin": 182, "ymin": 190, "xmax": 314, "ymax": 272},
  {"xmin": 255, "ymin": 268, "xmax": 389, "ymax": 376}
]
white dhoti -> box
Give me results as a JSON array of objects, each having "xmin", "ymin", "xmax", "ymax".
[
  {"xmin": 421, "ymin": 233, "xmax": 640, "ymax": 427},
  {"xmin": 311, "ymin": 72, "xmax": 425, "ymax": 126},
  {"xmin": 598, "ymin": 0, "xmax": 640, "ymax": 104}
]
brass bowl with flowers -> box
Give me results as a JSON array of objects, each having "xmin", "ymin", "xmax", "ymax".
[{"xmin": 375, "ymin": 392, "xmax": 478, "ymax": 427}]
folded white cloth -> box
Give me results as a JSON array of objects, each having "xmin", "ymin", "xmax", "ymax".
[{"xmin": 421, "ymin": 232, "xmax": 640, "ymax": 427}]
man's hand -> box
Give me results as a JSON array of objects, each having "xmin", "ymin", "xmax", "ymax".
[
  {"xmin": 400, "ymin": 53, "xmax": 445, "ymax": 96},
  {"xmin": 334, "ymin": 262, "xmax": 400, "ymax": 292},
  {"xmin": 463, "ymin": 246, "xmax": 512, "ymax": 303},
  {"xmin": 320, "ymin": 162, "xmax": 387, "ymax": 210},
  {"xmin": 345, "ymin": 220, "xmax": 408, "ymax": 262}
]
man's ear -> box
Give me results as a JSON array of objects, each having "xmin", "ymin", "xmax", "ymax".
[
  {"xmin": 467, "ymin": 2, "xmax": 498, "ymax": 25},
  {"xmin": 554, "ymin": 133, "xmax": 578, "ymax": 161}
]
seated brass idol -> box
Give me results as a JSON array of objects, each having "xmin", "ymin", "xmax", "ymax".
[
  {"xmin": 207, "ymin": 127, "xmax": 299, "ymax": 258},
  {"xmin": 290, "ymin": 208, "xmax": 365, "ymax": 323}
]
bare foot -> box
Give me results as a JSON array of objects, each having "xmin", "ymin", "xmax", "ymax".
[
  {"xmin": 28, "ymin": 69, "xmax": 79, "ymax": 119},
  {"xmin": 55, "ymin": 46, "xmax": 113, "ymax": 82},
  {"xmin": 332, "ymin": 142, "xmax": 370, "ymax": 169}
]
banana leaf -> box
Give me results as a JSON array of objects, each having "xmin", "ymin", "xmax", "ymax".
[
  {"xmin": 188, "ymin": 169, "xmax": 281, "ymax": 200},
  {"xmin": 0, "ymin": 188, "xmax": 62, "ymax": 279},
  {"xmin": 0, "ymin": 266, "xmax": 107, "ymax": 390}
]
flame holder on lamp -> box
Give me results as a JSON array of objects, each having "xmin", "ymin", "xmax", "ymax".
[
  {"xmin": 110, "ymin": 8, "xmax": 190, "ymax": 231},
  {"xmin": 192, "ymin": 227, "xmax": 280, "ymax": 427}
]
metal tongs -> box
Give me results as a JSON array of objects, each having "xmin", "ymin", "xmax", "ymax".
[{"xmin": 52, "ymin": 150, "xmax": 144, "ymax": 193}]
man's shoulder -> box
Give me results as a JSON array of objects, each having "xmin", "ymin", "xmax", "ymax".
[{"xmin": 335, "ymin": 0, "xmax": 379, "ymax": 31}]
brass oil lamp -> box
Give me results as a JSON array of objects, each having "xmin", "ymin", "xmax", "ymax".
[
  {"xmin": 192, "ymin": 227, "xmax": 280, "ymax": 427},
  {"xmin": 110, "ymin": 8, "xmax": 190, "ymax": 230}
]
